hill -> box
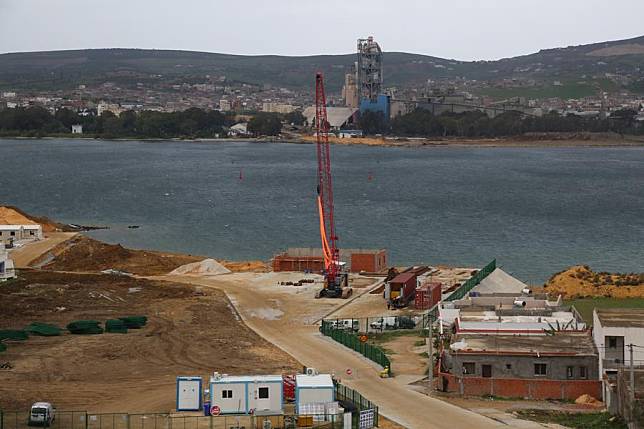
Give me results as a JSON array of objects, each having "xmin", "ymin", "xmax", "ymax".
[
  {"xmin": 544, "ymin": 265, "xmax": 644, "ymax": 298},
  {"xmin": 0, "ymin": 35, "xmax": 643, "ymax": 93}
]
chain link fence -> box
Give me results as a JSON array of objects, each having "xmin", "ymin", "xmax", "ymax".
[{"xmin": 0, "ymin": 411, "xmax": 344, "ymax": 429}]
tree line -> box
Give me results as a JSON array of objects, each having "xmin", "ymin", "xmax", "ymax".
[
  {"xmin": 0, "ymin": 106, "xmax": 306, "ymax": 138},
  {"xmin": 360, "ymin": 108, "xmax": 643, "ymax": 137}
]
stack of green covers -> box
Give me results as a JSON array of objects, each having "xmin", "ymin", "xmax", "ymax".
[
  {"xmin": 66, "ymin": 320, "xmax": 104, "ymax": 335},
  {"xmin": 0, "ymin": 330, "xmax": 29, "ymax": 341},
  {"xmin": 105, "ymin": 319, "xmax": 128, "ymax": 334},
  {"xmin": 25, "ymin": 322, "xmax": 62, "ymax": 337},
  {"xmin": 118, "ymin": 316, "xmax": 147, "ymax": 329}
]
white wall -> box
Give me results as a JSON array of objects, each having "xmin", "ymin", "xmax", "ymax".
[
  {"xmin": 211, "ymin": 383, "xmax": 247, "ymax": 414},
  {"xmin": 297, "ymin": 387, "xmax": 334, "ymax": 406},
  {"xmin": 247, "ymin": 382, "xmax": 282, "ymax": 413},
  {"xmin": 593, "ymin": 311, "xmax": 644, "ymax": 377}
]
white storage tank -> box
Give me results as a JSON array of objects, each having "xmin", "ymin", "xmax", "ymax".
[
  {"xmin": 210, "ymin": 374, "xmax": 283, "ymax": 415},
  {"xmin": 295, "ymin": 373, "xmax": 334, "ymax": 413},
  {"xmin": 176, "ymin": 376, "xmax": 202, "ymax": 411}
]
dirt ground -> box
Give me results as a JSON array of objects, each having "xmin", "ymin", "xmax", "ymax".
[
  {"xmin": 544, "ymin": 265, "xmax": 644, "ymax": 298},
  {"xmin": 0, "ymin": 270, "xmax": 299, "ymax": 412},
  {"xmin": 32, "ymin": 235, "xmax": 202, "ymax": 276}
]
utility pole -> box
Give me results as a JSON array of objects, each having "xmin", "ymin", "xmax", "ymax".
[
  {"xmin": 428, "ymin": 314, "xmax": 433, "ymax": 394},
  {"xmin": 629, "ymin": 343, "xmax": 635, "ymax": 422}
]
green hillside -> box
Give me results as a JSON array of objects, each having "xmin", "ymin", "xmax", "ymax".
[{"xmin": 0, "ymin": 35, "xmax": 643, "ymax": 93}]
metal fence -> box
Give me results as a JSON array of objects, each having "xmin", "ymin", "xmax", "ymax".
[
  {"xmin": 0, "ymin": 411, "xmax": 345, "ymax": 429},
  {"xmin": 334, "ymin": 383, "xmax": 378, "ymax": 428},
  {"xmin": 444, "ymin": 259, "xmax": 496, "ymax": 301},
  {"xmin": 320, "ymin": 321, "xmax": 391, "ymax": 374}
]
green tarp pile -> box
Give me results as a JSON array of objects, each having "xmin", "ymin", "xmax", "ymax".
[
  {"xmin": 0, "ymin": 330, "xmax": 29, "ymax": 341},
  {"xmin": 105, "ymin": 319, "xmax": 128, "ymax": 334},
  {"xmin": 25, "ymin": 322, "xmax": 62, "ymax": 337},
  {"xmin": 0, "ymin": 342, "xmax": 6, "ymax": 352},
  {"xmin": 66, "ymin": 320, "xmax": 103, "ymax": 335},
  {"xmin": 118, "ymin": 316, "xmax": 147, "ymax": 329}
]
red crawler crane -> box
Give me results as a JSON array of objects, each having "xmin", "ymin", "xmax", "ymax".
[{"xmin": 315, "ymin": 72, "xmax": 350, "ymax": 299}]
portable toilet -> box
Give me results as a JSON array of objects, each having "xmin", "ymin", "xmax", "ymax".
[
  {"xmin": 176, "ymin": 376, "xmax": 203, "ymax": 411},
  {"xmin": 295, "ymin": 372, "xmax": 334, "ymax": 413},
  {"xmin": 210, "ymin": 373, "xmax": 283, "ymax": 415}
]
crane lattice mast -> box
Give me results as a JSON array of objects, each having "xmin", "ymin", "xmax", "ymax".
[{"xmin": 315, "ymin": 72, "xmax": 339, "ymax": 284}]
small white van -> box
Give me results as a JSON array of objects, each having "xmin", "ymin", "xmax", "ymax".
[{"xmin": 28, "ymin": 402, "xmax": 55, "ymax": 427}]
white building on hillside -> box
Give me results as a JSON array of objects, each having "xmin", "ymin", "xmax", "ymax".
[
  {"xmin": 71, "ymin": 124, "xmax": 83, "ymax": 134},
  {"xmin": 0, "ymin": 247, "xmax": 15, "ymax": 281}
]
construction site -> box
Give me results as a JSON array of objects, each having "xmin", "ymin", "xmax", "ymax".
[{"xmin": 1, "ymin": 47, "xmax": 642, "ymax": 429}]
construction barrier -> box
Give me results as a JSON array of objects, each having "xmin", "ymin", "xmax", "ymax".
[
  {"xmin": 444, "ymin": 259, "xmax": 496, "ymax": 302},
  {"xmin": 335, "ymin": 383, "xmax": 379, "ymax": 428},
  {"xmin": 320, "ymin": 321, "xmax": 391, "ymax": 375},
  {"xmin": 0, "ymin": 410, "xmax": 351, "ymax": 429}
]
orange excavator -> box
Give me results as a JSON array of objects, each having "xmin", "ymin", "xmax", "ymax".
[{"xmin": 314, "ymin": 72, "xmax": 351, "ymax": 299}]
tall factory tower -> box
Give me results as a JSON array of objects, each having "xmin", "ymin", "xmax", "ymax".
[{"xmin": 357, "ymin": 36, "xmax": 383, "ymax": 103}]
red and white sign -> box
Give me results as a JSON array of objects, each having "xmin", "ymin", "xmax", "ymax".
[
  {"xmin": 346, "ymin": 368, "xmax": 353, "ymax": 376},
  {"xmin": 210, "ymin": 405, "xmax": 221, "ymax": 416}
]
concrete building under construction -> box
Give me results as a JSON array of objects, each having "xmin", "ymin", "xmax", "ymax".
[{"xmin": 272, "ymin": 248, "xmax": 387, "ymax": 273}]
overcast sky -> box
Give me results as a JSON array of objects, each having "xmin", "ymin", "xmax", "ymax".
[{"xmin": 1, "ymin": 0, "xmax": 643, "ymax": 60}]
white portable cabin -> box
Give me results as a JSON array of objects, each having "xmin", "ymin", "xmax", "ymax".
[
  {"xmin": 295, "ymin": 373, "xmax": 334, "ymax": 413},
  {"xmin": 210, "ymin": 374, "xmax": 283, "ymax": 415},
  {"xmin": 176, "ymin": 376, "xmax": 202, "ymax": 411}
]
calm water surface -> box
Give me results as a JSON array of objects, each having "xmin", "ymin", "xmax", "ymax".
[{"xmin": 1, "ymin": 138, "xmax": 643, "ymax": 283}]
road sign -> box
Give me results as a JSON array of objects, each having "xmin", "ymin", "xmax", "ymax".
[
  {"xmin": 210, "ymin": 405, "xmax": 221, "ymax": 416},
  {"xmin": 346, "ymin": 368, "xmax": 353, "ymax": 376}
]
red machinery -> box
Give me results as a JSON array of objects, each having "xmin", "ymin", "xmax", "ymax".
[{"xmin": 315, "ymin": 73, "xmax": 350, "ymax": 299}]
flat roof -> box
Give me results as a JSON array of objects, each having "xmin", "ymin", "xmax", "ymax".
[
  {"xmin": 390, "ymin": 272, "xmax": 416, "ymax": 284},
  {"xmin": 210, "ymin": 375, "xmax": 282, "ymax": 383},
  {"xmin": 451, "ymin": 333, "xmax": 596, "ymax": 356},
  {"xmin": 595, "ymin": 308, "xmax": 644, "ymax": 328},
  {"xmin": 295, "ymin": 374, "xmax": 333, "ymax": 388}
]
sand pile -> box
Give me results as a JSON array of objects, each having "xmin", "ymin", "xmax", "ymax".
[
  {"xmin": 545, "ymin": 265, "xmax": 644, "ymax": 298},
  {"xmin": 575, "ymin": 394, "xmax": 602, "ymax": 406},
  {"xmin": 170, "ymin": 259, "xmax": 231, "ymax": 276}
]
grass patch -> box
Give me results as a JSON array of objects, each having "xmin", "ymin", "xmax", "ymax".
[
  {"xmin": 565, "ymin": 298, "xmax": 644, "ymax": 326},
  {"xmin": 515, "ymin": 410, "xmax": 625, "ymax": 429},
  {"xmin": 419, "ymin": 352, "xmax": 429, "ymax": 358},
  {"xmin": 414, "ymin": 340, "xmax": 426, "ymax": 347}
]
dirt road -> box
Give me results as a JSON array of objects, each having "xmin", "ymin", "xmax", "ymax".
[
  {"xmin": 158, "ymin": 272, "xmax": 545, "ymax": 429},
  {"xmin": 9, "ymin": 232, "xmax": 77, "ymax": 268}
]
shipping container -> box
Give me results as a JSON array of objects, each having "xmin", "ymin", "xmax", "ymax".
[
  {"xmin": 387, "ymin": 272, "xmax": 417, "ymax": 308},
  {"xmin": 415, "ymin": 282, "xmax": 442, "ymax": 310}
]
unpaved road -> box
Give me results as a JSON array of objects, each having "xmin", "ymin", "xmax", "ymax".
[
  {"xmin": 9, "ymin": 232, "xmax": 77, "ymax": 267},
  {"xmin": 157, "ymin": 272, "xmax": 548, "ymax": 429}
]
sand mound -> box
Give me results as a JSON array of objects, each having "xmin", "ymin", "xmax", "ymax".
[
  {"xmin": 545, "ymin": 265, "xmax": 644, "ymax": 298},
  {"xmin": 170, "ymin": 259, "xmax": 231, "ymax": 276},
  {"xmin": 42, "ymin": 236, "xmax": 201, "ymax": 276},
  {"xmin": 575, "ymin": 394, "xmax": 602, "ymax": 406}
]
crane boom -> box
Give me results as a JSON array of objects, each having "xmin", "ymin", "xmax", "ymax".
[{"xmin": 315, "ymin": 73, "xmax": 349, "ymax": 297}]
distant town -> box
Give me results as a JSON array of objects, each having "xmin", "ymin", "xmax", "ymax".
[{"xmin": 1, "ymin": 36, "xmax": 643, "ymax": 139}]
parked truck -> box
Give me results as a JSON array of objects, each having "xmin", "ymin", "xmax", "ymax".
[{"xmin": 28, "ymin": 402, "xmax": 55, "ymax": 427}]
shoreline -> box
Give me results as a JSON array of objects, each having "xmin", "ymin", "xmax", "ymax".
[{"xmin": 2, "ymin": 134, "xmax": 644, "ymax": 148}]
